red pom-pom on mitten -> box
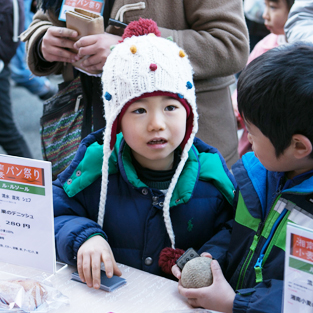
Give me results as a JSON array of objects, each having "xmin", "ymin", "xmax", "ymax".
[
  {"xmin": 122, "ymin": 18, "xmax": 161, "ymax": 41},
  {"xmin": 158, "ymin": 247, "xmax": 185, "ymax": 275}
]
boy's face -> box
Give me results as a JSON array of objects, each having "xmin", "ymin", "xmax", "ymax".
[
  {"xmin": 246, "ymin": 121, "xmax": 296, "ymax": 174},
  {"xmin": 262, "ymin": 0, "xmax": 290, "ymax": 35},
  {"xmin": 121, "ymin": 96, "xmax": 187, "ymax": 171}
]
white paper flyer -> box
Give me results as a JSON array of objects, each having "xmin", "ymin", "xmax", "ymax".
[
  {"xmin": 0, "ymin": 155, "xmax": 55, "ymax": 273},
  {"xmin": 284, "ymin": 222, "xmax": 313, "ymax": 313},
  {"xmin": 58, "ymin": 0, "xmax": 105, "ymax": 22}
]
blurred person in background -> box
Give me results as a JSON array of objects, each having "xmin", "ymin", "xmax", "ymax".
[
  {"xmin": 0, "ymin": 0, "xmax": 32, "ymax": 158},
  {"xmin": 244, "ymin": 0, "xmax": 270, "ymax": 51},
  {"xmin": 10, "ymin": 0, "xmax": 57, "ymax": 101},
  {"xmin": 285, "ymin": 0, "xmax": 313, "ymax": 43},
  {"xmin": 233, "ymin": 0, "xmax": 294, "ymax": 157}
]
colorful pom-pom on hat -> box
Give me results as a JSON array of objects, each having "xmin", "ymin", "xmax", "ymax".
[
  {"xmin": 130, "ymin": 45, "xmax": 137, "ymax": 54},
  {"xmin": 121, "ymin": 17, "xmax": 161, "ymax": 41},
  {"xmin": 149, "ymin": 63, "xmax": 157, "ymax": 71},
  {"xmin": 104, "ymin": 92, "xmax": 112, "ymax": 101},
  {"xmin": 186, "ymin": 81, "xmax": 193, "ymax": 89},
  {"xmin": 100, "ymin": 19, "xmax": 198, "ymax": 274},
  {"xmin": 179, "ymin": 50, "xmax": 186, "ymax": 58}
]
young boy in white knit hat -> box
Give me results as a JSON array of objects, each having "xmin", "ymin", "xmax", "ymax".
[{"xmin": 53, "ymin": 19, "xmax": 236, "ymax": 290}]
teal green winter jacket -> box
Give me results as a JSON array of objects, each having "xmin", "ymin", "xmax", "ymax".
[{"xmin": 53, "ymin": 129, "xmax": 236, "ymax": 277}]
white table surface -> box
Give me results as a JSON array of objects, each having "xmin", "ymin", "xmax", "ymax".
[
  {"xmin": 0, "ymin": 261, "xmax": 198, "ymax": 313},
  {"xmin": 0, "ymin": 261, "xmax": 223, "ymax": 313}
]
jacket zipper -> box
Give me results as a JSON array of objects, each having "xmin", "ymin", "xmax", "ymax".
[
  {"xmin": 235, "ymin": 173, "xmax": 313, "ymax": 289},
  {"xmin": 253, "ymin": 189, "xmax": 313, "ymax": 281},
  {"xmin": 253, "ymin": 208, "xmax": 288, "ymax": 283},
  {"xmin": 236, "ymin": 221, "xmax": 264, "ymax": 290},
  {"xmin": 236, "ymin": 194, "xmax": 283, "ymax": 290}
]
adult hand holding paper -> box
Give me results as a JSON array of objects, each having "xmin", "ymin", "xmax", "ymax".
[
  {"xmin": 66, "ymin": 8, "xmax": 121, "ymax": 75},
  {"xmin": 65, "ymin": 8, "xmax": 104, "ymax": 75},
  {"xmin": 76, "ymin": 235, "xmax": 122, "ymax": 289},
  {"xmin": 73, "ymin": 32, "xmax": 121, "ymax": 74},
  {"xmin": 40, "ymin": 26, "xmax": 78, "ymax": 64}
]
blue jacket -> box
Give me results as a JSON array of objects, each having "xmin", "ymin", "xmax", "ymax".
[
  {"xmin": 200, "ymin": 152, "xmax": 313, "ymax": 313},
  {"xmin": 53, "ymin": 129, "xmax": 236, "ymax": 277}
]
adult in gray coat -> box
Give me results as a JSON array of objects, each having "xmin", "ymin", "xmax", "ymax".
[{"xmin": 21, "ymin": 0, "xmax": 249, "ymax": 167}]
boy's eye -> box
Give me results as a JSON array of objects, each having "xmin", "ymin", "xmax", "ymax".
[
  {"xmin": 165, "ymin": 105, "xmax": 177, "ymax": 111},
  {"xmin": 268, "ymin": 2, "xmax": 278, "ymax": 8},
  {"xmin": 133, "ymin": 108, "xmax": 146, "ymax": 114}
]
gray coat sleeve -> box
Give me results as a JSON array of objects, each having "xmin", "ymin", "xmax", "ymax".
[
  {"xmin": 159, "ymin": 0, "xmax": 249, "ymax": 80},
  {"xmin": 285, "ymin": 0, "xmax": 313, "ymax": 43}
]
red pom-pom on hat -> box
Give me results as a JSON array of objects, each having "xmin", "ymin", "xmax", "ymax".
[
  {"xmin": 158, "ymin": 247, "xmax": 185, "ymax": 275},
  {"xmin": 149, "ymin": 63, "xmax": 157, "ymax": 71},
  {"xmin": 122, "ymin": 18, "xmax": 161, "ymax": 41}
]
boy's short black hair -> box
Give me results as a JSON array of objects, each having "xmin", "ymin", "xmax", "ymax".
[
  {"xmin": 270, "ymin": 0, "xmax": 294, "ymax": 10},
  {"xmin": 237, "ymin": 42, "xmax": 313, "ymax": 158}
]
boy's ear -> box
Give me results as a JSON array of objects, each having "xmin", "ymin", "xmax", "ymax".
[{"xmin": 291, "ymin": 134, "xmax": 313, "ymax": 159}]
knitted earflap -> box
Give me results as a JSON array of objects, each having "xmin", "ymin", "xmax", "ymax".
[{"xmin": 99, "ymin": 19, "xmax": 198, "ymax": 275}]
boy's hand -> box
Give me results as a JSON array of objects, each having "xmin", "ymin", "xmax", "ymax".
[
  {"xmin": 73, "ymin": 33, "xmax": 121, "ymax": 73},
  {"xmin": 177, "ymin": 259, "xmax": 235, "ymax": 313},
  {"xmin": 172, "ymin": 263, "xmax": 182, "ymax": 280},
  {"xmin": 41, "ymin": 26, "xmax": 78, "ymax": 63},
  {"xmin": 77, "ymin": 235, "xmax": 122, "ymax": 289}
]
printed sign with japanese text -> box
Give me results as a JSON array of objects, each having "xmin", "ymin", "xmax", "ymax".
[
  {"xmin": 284, "ymin": 223, "xmax": 313, "ymax": 313},
  {"xmin": 59, "ymin": 0, "xmax": 105, "ymax": 21},
  {"xmin": 0, "ymin": 155, "xmax": 55, "ymax": 273}
]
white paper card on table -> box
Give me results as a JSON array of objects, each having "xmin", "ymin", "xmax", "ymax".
[
  {"xmin": 58, "ymin": 0, "xmax": 105, "ymax": 22},
  {"xmin": 0, "ymin": 154, "xmax": 55, "ymax": 273},
  {"xmin": 284, "ymin": 222, "xmax": 313, "ymax": 313}
]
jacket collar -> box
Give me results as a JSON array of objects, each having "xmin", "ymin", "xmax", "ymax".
[
  {"xmin": 233, "ymin": 152, "xmax": 313, "ymax": 219},
  {"xmin": 118, "ymin": 138, "xmax": 200, "ymax": 206},
  {"xmin": 118, "ymin": 137, "xmax": 236, "ymax": 206},
  {"xmin": 63, "ymin": 131, "xmax": 236, "ymax": 205}
]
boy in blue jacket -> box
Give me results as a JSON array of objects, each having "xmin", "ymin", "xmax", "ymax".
[
  {"xmin": 53, "ymin": 19, "xmax": 236, "ymax": 290},
  {"xmin": 172, "ymin": 42, "xmax": 313, "ymax": 313}
]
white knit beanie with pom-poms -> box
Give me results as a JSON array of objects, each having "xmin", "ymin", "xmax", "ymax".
[{"xmin": 98, "ymin": 18, "xmax": 198, "ymax": 273}]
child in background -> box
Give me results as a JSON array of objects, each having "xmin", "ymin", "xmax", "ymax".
[
  {"xmin": 233, "ymin": 0, "xmax": 294, "ymax": 157},
  {"xmin": 285, "ymin": 0, "xmax": 313, "ymax": 43},
  {"xmin": 53, "ymin": 19, "xmax": 236, "ymax": 290},
  {"xmin": 172, "ymin": 43, "xmax": 313, "ymax": 313}
]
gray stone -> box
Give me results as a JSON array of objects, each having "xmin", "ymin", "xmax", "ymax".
[{"xmin": 181, "ymin": 257, "xmax": 213, "ymax": 288}]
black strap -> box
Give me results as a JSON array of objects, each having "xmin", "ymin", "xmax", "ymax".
[
  {"xmin": 81, "ymin": 100, "xmax": 93, "ymax": 140},
  {"xmin": 103, "ymin": 0, "xmax": 116, "ymax": 28},
  {"xmin": 80, "ymin": 73, "xmax": 105, "ymax": 139}
]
